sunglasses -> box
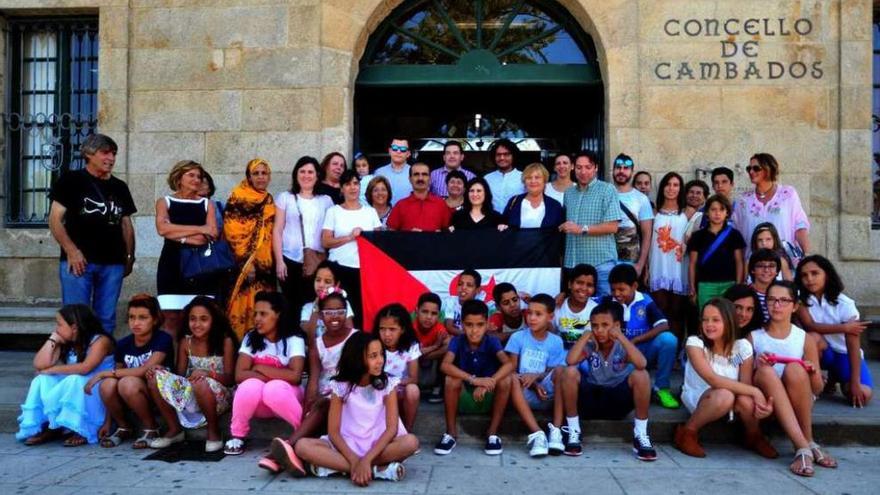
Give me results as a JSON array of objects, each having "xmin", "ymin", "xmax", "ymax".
[
  {"xmin": 614, "ymin": 158, "xmax": 634, "ymax": 167},
  {"xmin": 746, "ymin": 165, "xmax": 763, "ymax": 173},
  {"xmin": 321, "ymin": 309, "xmax": 347, "ymax": 317},
  {"xmin": 390, "ymin": 145, "xmax": 409, "ymax": 153}
]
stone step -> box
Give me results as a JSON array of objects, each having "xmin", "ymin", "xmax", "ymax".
[{"xmin": 0, "ymin": 306, "xmax": 56, "ymax": 335}]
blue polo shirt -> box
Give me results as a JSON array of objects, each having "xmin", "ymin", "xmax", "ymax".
[
  {"xmin": 602, "ymin": 291, "xmax": 667, "ymax": 340},
  {"xmin": 448, "ymin": 334, "xmax": 503, "ymax": 378}
]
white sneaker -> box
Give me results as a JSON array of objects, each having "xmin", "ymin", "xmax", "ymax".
[
  {"xmin": 547, "ymin": 423, "xmax": 564, "ymax": 456},
  {"xmin": 309, "ymin": 464, "xmax": 338, "ymax": 478},
  {"xmin": 527, "ymin": 430, "xmax": 549, "ymax": 457},
  {"xmin": 373, "ymin": 462, "xmax": 406, "ymax": 481}
]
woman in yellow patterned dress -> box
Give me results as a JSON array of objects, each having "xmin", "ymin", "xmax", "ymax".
[{"xmin": 223, "ymin": 158, "xmax": 276, "ymax": 338}]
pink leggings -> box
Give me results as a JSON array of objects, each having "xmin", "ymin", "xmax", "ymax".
[{"xmin": 230, "ymin": 378, "xmax": 304, "ymax": 438}]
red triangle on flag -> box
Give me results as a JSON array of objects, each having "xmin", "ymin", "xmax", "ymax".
[{"xmin": 357, "ymin": 236, "xmax": 430, "ymax": 332}]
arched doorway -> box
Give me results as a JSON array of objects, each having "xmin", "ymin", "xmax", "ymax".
[{"xmin": 355, "ymin": 0, "xmax": 603, "ymax": 174}]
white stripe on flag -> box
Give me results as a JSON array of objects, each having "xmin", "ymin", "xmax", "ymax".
[{"xmin": 409, "ymin": 267, "xmax": 561, "ymax": 300}]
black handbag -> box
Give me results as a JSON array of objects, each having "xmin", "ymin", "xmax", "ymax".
[{"xmin": 180, "ymin": 239, "xmax": 235, "ymax": 283}]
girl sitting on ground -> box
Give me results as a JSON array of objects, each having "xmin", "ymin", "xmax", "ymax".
[
  {"xmin": 675, "ymin": 298, "xmax": 775, "ymax": 459},
  {"xmin": 147, "ymin": 296, "xmax": 238, "ymax": 452},
  {"xmin": 265, "ymin": 289, "xmax": 358, "ymax": 476},
  {"xmin": 17, "ymin": 304, "xmax": 115, "ymax": 446},
  {"xmin": 225, "ymin": 291, "xmax": 306, "ymax": 456},
  {"xmin": 86, "ymin": 294, "xmax": 173, "ymax": 449},
  {"xmin": 294, "ymin": 331, "xmax": 420, "ymax": 485},
  {"xmin": 749, "ymin": 281, "xmax": 832, "ymax": 478},
  {"xmin": 795, "ymin": 255, "xmax": 873, "ymax": 408},
  {"xmin": 376, "ymin": 303, "xmax": 422, "ymax": 432}
]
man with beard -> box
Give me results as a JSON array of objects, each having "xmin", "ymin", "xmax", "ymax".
[
  {"xmin": 612, "ymin": 153, "xmax": 653, "ymax": 275},
  {"xmin": 484, "ymin": 139, "xmax": 525, "ymax": 213},
  {"xmin": 387, "ymin": 162, "xmax": 452, "ymax": 231}
]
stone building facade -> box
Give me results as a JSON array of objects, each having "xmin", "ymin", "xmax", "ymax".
[{"xmin": 0, "ymin": 0, "xmax": 877, "ymax": 308}]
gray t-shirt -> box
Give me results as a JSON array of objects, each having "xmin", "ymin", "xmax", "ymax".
[{"xmin": 578, "ymin": 340, "xmax": 634, "ymax": 387}]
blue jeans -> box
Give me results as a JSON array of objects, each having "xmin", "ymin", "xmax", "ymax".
[
  {"xmin": 636, "ymin": 331, "xmax": 678, "ymax": 389},
  {"xmin": 594, "ymin": 260, "xmax": 617, "ymax": 298},
  {"xmin": 59, "ymin": 261, "xmax": 124, "ymax": 334}
]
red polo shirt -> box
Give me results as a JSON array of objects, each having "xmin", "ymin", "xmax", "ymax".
[{"xmin": 387, "ymin": 193, "xmax": 452, "ymax": 231}]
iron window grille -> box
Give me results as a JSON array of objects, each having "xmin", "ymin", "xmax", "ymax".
[{"xmin": 3, "ymin": 17, "xmax": 98, "ymax": 227}]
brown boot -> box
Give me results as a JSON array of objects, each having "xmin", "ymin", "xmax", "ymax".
[
  {"xmin": 673, "ymin": 424, "xmax": 705, "ymax": 458},
  {"xmin": 744, "ymin": 432, "xmax": 779, "ymax": 459}
]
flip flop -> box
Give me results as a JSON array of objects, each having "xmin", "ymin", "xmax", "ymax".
[
  {"xmin": 809, "ymin": 442, "xmax": 838, "ymax": 469},
  {"xmin": 270, "ymin": 437, "xmax": 306, "ymax": 477},
  {"xmin": 790, "ymin": 447, "xmax": 814, "ymax": 478},
  {"xmin": 63, "ymin": 434, "xmax": 88, "ymax": 447}
]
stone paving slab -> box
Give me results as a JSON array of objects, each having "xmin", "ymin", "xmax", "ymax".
[{"xmin": 0, "ymin": 434, "xmax": 876, "ymax": 495}]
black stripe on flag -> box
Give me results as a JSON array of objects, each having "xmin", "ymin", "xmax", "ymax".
[{"xmin": 361, "ymin": 229, "xmax": 563, "ymax": 270}]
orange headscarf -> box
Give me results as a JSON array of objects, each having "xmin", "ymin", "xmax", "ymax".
[{"xmin": 223, "ymin": 158, "xmax": 276, "ymax": 338}]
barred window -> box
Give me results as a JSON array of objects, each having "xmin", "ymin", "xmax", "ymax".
[{"xmin": 3, "ymin": 18, "xmax": 98, "ymax": 226}]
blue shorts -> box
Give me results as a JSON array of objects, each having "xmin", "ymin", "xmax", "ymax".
[
  {"xmin": 522, "ymin": 372, "xmax": 555, "ymax": 411},
  {"xmin": 577, "ymin": 374, "xmax": 634, "ymax": 420},
  {"xmin": 821, "ymin": 348, "xmax": 873, "ymax": 387}
]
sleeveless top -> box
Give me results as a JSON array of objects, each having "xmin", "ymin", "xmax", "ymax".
[
  {"xmin": 316, "ymin": 328, "xmax": 357, "ymax": 396},
  {"xmin": 163, "ymin": 196, "xmax": 209, "ymax": 248},
  {"xmin": 184, "ymin": 335, "xmax": 225, "ymax": 378},
  {"xmin": 750, "ymin": 324, "xmax": 806, "ymax": 377}
]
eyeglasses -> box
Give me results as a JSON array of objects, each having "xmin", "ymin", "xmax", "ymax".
[
  {"xmin": 614, "ymin": 158, "xmax": 634, "ymax": 167},
  {"xmin": 321, "ymin": 309, "xmax": 347, "ymax": 317},
  {"xmin": 746, "ymin": 165, "xmax": 763, "ymax": 174},
  {"xmin": 766, "ymin": 297, "xmax": 795, "ymax": 306},
  {"xmin": 390, "ymin": 145, "xmax": 409, "ymax": 153},
  {"xmin": 754, "ymin": 263, "xmax": 778, "ymax": 270}
]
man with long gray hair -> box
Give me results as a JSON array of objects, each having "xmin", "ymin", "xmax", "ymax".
[{"xmin": 48, "ymin": 134, "xmax": 137, "ymax": 333}]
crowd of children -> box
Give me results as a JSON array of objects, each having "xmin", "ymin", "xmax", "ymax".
[{"xmin": 15, "ymin": 252, "xmax": 874, "ymax": 483}]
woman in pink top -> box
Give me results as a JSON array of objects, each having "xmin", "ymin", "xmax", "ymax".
[
  {"xmin": 733, "ymin": 153, "xmax": 810, "ymax": 264},
  {"xmin": 295, "ymin": 332, "xmax": 419, "ymax": 486}
]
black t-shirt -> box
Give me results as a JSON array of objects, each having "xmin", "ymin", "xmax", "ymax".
[
  {"xmin": 315, "ymin": 183, "xmax": 343, "ymax": 204},
  {"xmin": 451, "ymin": 209, "xmax": 504, "ymax": 230},
  {"xmin": 115, "ymin": 330, "xmax": 174, "ymax": 369},
  {"xmin": 686, "ymin": 227, "xmax": 746, "ymax": 283},
  {"xmin": 49, "ymin": 170, "xmax": 137, "ymax": 264}
]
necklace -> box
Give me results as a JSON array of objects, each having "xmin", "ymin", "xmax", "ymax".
[{"xmin": 757, "ymin": 183, "xmax": 775, "ymax": 199}]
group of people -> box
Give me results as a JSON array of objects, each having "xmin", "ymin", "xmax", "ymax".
[{"xmin": 16, "ymin": 132, "xmax": 873, "ymax": 485}]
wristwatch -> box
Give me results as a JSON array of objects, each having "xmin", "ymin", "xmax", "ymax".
[{"xmin": 581, "ymin": 224, "xmax": 590, "ymax": 235}]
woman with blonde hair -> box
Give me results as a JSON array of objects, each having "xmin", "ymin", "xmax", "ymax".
[
  {"xmin": 155, "ymin": 160, "xmax": 219, "ymax": 336},
  {"xmin": 501, "ymin": 162, "xmax": 564, "ymax": 229},
  {"xmin": 224, "ymin": 158, "xmax": 277, "ymax": 339}
]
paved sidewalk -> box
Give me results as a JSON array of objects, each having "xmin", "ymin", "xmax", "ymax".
[{"xmin": 0, "ymin": 434, "xmax": 875, "ymax": 494}]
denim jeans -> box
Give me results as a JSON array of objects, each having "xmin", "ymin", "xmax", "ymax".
[
  {"xmin": 636, "ymin": 331, "xmax": 678, "ymax": 389},
  {"xmin": 59, "ymin": 261, "xmax": 124, "ymax": 334},
  {"xmin": 594, "ymin": 260, "xmax": 617, "ymax": 298}
]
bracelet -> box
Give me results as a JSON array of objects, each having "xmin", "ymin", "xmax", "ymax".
[{"xmin": 47, "ymin": 338, "xmax": 58, "ymax": 346}]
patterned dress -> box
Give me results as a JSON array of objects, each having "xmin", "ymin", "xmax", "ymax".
[{"xmin": 154, "ymin": 336, "xmax": 231, "ymax": 428}]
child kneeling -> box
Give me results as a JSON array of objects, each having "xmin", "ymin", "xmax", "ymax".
[
  {"xmin": 295, "ymin": 332, "xmax": 419, "ymax": 486},
  {"xmin": 434, "ymin": 300, "xmax": 513, "ymax": 456},
  {"xmin": 560, "ymin": 301, "xmax": 657, "ymax": 461}
]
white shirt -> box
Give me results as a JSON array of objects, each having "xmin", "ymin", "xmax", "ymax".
[
  {"xmin": 385, "ymin": 343, "xmax": 422, "ymax": 380},
  {"xmin": 617, "ymin": 189, "xmax": 654, "ymax": 229},
  {"xmin": 520, "ymin": 199, "xmax": 546, "ymax": 228},
  {"xmin": 322, "ymin": 204, "xmax": 382, "ymax": 268},
  {"xmin": 485, "ymin": 168, "xmax": 525, "ymax": 213},
  {"xmin": 806, "ymin": 293, "xmax": 860, "ymax": 354},
  {"xmin": 239, "ymin": 334, "xmax": 305, "ymax": 367},
  {"xmin": 374, "ymin": 163, "xmax": 412, "ymax": 206},
  {"xmin": 683, "ymin": 336, "xmax": 753, "ymax": 412},
  {"xmin": 276, "ymin": 191, "xmax": 333, "ymax": 263},
  {"xmin": 554, "ymin": 297, "xmax": 599, "ymax": 344},
  {"xmin": 544, "ymin": 183, "xmax": 569, "ymax": 205},
  {"xmin": 750, "ymin": 325, "xmax": 806, "ymax": 377}
]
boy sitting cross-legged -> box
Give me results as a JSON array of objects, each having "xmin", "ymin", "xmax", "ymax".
[
  {"xmin": 506, "ymin": 294, "xmax": 567, "ymax": 457},
  {"xmin": 604, "ymin": 264, "xmax": 680, "ymax": 409},
  {"xmin": 560, "ymin": 301, "xmax": 656, "ymax": 461},
  {"xmin": 435, "ymin": 300, "xmax": 514, "ymax": 456}
]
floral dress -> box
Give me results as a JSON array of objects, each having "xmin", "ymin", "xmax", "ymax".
[
  {"xmin": 732, "ymin": 185, "xmax": 810, "ymax": 263},
  {"xmin": 155, "ymin": 337, "xmax": 231, "ymax": 428},
  {"xmin": 648, "ymin": 209, "xmax": 689, "ymax": 295}
]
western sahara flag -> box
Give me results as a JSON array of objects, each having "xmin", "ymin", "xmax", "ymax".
[{"xmin": 357, "ymin": 229, "xmax": 563, "ymax": 331}]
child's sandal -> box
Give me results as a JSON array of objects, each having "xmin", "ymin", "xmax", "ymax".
[
  {"xmin": 100, "ymin": 427, "xmax": 132, "ymax": 448},
  {"xmin": 790, "ymin": 448, "xmax": 815, "ymax": 477},
  {"xmin": 809, "ymin": 441, "xmax": 837, "ymax": 468},
  {"xmin": 224, "ymin": 437, "xmax": 245, "ymax": 455},
  {"xmin": 63, "ymin": 434, "xmax": 88, "ymax": 447},
  {"xmin": 132, "ymin": 429, "xmax": 160, "ymax": 449}
]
